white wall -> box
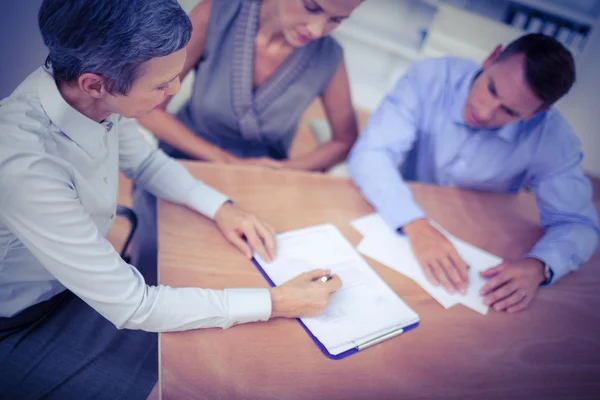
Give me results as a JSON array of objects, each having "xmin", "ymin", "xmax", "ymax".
[
  {"xmin": 0, "ymin": 0, "xmax": 46, "ymax": 99},
  {"xmin": 1, "ymin": 0, "xmax": 597, "ymax": 176},
  {"xmin": 556, "ymin": 21, "xmax": 600, "ymax": 178},
  {"xmin": 178, "ymin": 0, "xmax": 200, "ymax": 13},
  {"xmin": 332, "ymin": 0, "xmax": 437, "ymax": 110}
]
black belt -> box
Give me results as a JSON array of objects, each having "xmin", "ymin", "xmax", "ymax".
[{"xmin": 0, "ymin": 290, "xmax": 70, "ymax": 334}]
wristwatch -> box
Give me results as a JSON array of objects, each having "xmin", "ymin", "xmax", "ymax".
[{"xmin": 541, "ymin": 263, "xmax": 554, "ymax": 286}]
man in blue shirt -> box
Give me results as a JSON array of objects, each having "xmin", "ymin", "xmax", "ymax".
[{"xmin": 348, "ymin": 33, "xmax": 599, "ymax": 313}]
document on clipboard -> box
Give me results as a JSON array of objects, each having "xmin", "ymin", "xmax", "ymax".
[{"xmin": 252, "ymin": 224, "xmax": 419, "ymax": 360}]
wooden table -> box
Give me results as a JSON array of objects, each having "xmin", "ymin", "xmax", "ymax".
[{"xmin": 158, "ymin": 163, "xmax": 600, "ymax": 400}]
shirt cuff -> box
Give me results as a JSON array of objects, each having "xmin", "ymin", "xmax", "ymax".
[
  {"xmin": 185, "ymin": 182, "xmax": 230, "ymax": 220},
  {"xmin": 224, "ymin": 288, "xmax": 272, "ymax": 324},
  {"xmin": 525, "ymin": 248, "xmax": 570, "ymax": 284},
  {"xmin": 381, "ymin": 200, "xmax": 426, "ymax": 233}
]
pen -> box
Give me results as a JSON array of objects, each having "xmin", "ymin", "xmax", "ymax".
[{"xmin": 317, "ymin": 275, "xmax": 332, "ymax": 283}]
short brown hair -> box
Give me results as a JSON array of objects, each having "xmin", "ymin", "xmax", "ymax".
[{"xmin": 496, "ymin": 33, "xmax": 576, "ymax": 107}]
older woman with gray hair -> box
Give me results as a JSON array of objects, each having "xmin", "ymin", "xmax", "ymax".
[{"xmin": 0, "ymin": 0, "xmax": 341, "ymax": 398}]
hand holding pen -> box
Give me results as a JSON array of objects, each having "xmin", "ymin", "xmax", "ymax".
[{"xmin": 269, "ymin": 269, "xmax": 341, "ymax": 319}]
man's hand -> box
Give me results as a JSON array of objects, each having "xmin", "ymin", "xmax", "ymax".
[
  {"xmin": 269, "ymin": 270, "xmax": 342, "ymax": 318},
  {"xmin": 479, "ymin": 258, "xmax": 545, "ymax": 313},
  {"xmin": 231, "ymin": 157, "xmax": 285, "ymax": 170},
  {"xmin": 403, "ymin": 218, "xmax": 469, "ymax": 294},
  {"xmin": 214, "ymin": 202, "xmax": 276, "ymax": 262}
]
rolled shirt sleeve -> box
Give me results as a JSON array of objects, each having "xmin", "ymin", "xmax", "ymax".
[
  {"xmin": 117, "ymin": 117, "xmax": 229, "ymax": 219},
  {"xmin": 0, "ymin": 153, "xmax": 271, "ymax": 332},
  {"xmin": 348, "ymin": 63, "xmax": 427, "ymax": 231},
  {"xmin": 526, "ymin": 116, "xmax": 599, "ymax": 282}
]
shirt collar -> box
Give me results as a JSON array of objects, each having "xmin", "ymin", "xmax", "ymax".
[
  {"xmin": 495, "ymin": 121, "xmax": 522, "ymax": 142},
  {"xmin": 37, "ymin": 67, "xmax": 109, "ymax": 158},
  {"xmin": 450, "ymin": 67, "xmax": 481, "ymax": 125}
]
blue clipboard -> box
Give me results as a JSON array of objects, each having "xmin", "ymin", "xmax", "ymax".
[{"xmin": 251, "ymin": 257, "xmax": 420, "ymax": 360}]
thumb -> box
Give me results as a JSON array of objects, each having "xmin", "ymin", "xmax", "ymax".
[{"xmin": 480, "ymin": 263, "xmax": 506, "ymax": 278}]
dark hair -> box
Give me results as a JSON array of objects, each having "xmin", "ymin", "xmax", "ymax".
[
  {"xmin": 496, "ymin": 33, "xmax": 575, "ymax": 107},
  {"xmin": 38, "ymin": 0, "xmax": 192, "ymax": 95}
]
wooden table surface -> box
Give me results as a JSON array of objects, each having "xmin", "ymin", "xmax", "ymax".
[{"xmin": 158, "ymin": 162, "xmax": 600, "ymax": 400}]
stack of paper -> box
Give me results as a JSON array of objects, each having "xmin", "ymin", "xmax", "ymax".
[
  {"xmin": 254, "ymin": 224, "xmax": 419, "ymax": 357},
  {"xmin": 351, "ymin": 214, "xmax": 503, "ymax": 315}
]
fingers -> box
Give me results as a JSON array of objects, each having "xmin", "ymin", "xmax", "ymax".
[
  {"xmin": 265, "ymin": 223, "xmax": 277, "ymax": 248},
  {"xmin": 323, "ymin": 275, "xmax": 342, "ymax": 293},
  {"xmin": 421, "ymin": 253, "xmax": 468, "ymax": 294},
  {"xmin": 260, "ymin": 159, "xmax": 283, "ymax": 169},
  {"xmin": 480, "ymin": 268, "xmax": 512, "ymax": 296},
  {"xmin": 274, "ymin": 270, "xmax": 341, "ymax": 319},
  {"xmin": 303, "ymin": 270, "xmax": 341, "ymax": 293},
  {"xmin": 506, "ymin": 295, "xmax": 530, "ymax": 313},
  {"xmin": 226, "ymin": 232, "xmax": 253, "ymax": 259},
  {"xmin": 264, "ymin": 222, "xmax": 277, "ymax": 238},
  {"xmin": 410, "ymin": 229, "xmax": 469, "ymax": 294},
  {"xmin": 421, "ymin": 262, "xmax": 439, "ymax": 286},
  {"xmin": 237, "ymin": 158, "xmax": 263, "ymax": 168},
  {"xmin": 427, "ymin": 258, "xmax": 464, "ymax": 294},
  {"xmin": 253, "ymin": 221, "xmax": 277, "ymax": 261},
  {"xmin": 444, "ymin": 254, "xmax": 468, "ymax": 294},
  {"xmin": 448, "ymin": 251, "xmax": 470, "ymax": 286},
  {"xmin": 480, "ymin": 263, "xmax": 506, "ymax": 278},
  {"xmin": 243, "ymin": 225, "xmax": 271, "ymax": 262},
  {"xmin": 244, "ymin": 157, "xmax": 282, "ymax": 169},
  {"xmin": 305, "ymin": 269, "xmax": 332, "ymax": 281},
  {"xmin": 489, "ymin": 288, "xmax": 527, "ymax": 312},
  {"xmin": 483, "ymin": 281, "xmax": 518, "ymax": 307},
  {"xmin": 431, "ymin": 260, "xmax": 455, "ymax": 293}
]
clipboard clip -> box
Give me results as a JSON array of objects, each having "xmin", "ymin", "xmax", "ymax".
[{"xmin": 356, "ymin": 327, "xmax": 405, "ymax": 351}]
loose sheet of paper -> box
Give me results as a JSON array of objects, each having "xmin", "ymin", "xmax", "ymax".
[
  {"xmin": 352, "ymin": 214, "xmax": 502, "ymax": 315},
  {"xmin": 254, "ymin": 224, "xmax": 419, "ymax": 356}
]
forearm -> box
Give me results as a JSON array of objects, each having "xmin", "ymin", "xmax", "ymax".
[
  {"xmin": 122, "ymin": 285, "xmax": 272, "ymax": 332},
  {"xmin": 137, "ymin": 110, "xmax": 235, "ymax": 163},
  {"xmin": 0, "ymin": 164, "xmax": 270, "ymax": 332},
  {"xmin": 529, "ymin": 147, "xmax": 600, "ymax": 282},
  {"xmin": 348, "ymin": 146, "xmax": 425, "ymax": 230},
  {"xmin": 133, "ymin": 149, "xmax": 229, "ymax": 219},
  {"xmin": 284, "ymin": 140, "xmax": 353, "ymax": 172}
]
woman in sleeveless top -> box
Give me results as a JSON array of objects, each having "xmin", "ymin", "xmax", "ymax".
[{"xmin": 131, "ymin": 0, "xmax": 363, "ymax": 268}]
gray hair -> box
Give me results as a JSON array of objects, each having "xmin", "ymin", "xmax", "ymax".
[{"xmin": 39, "ymin": 0, "xmax": 192, "ymax": 95}]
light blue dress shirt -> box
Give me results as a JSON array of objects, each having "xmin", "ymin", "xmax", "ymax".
[
  {"xmin": 348, "ymin": 57, "xmax": 599, "ymax": 283},
  {"xmin": 0, "ymin": 67, "xmax": 272, "ymax": 330}
]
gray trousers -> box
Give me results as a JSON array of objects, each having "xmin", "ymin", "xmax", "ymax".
[
  {"xmin": 0, "ymin": 266, "xmax": 157, "ymax": 399},
  {"xmin": 131, "ymin": 184, "xmax": 159, "ymax": 276}
]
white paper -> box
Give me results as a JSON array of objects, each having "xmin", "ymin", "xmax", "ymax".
[
  {"xmin": 357, "ymin": 236, "xmax": 460, "ymax": 309},
  {"xmin": 254, "ymin": 224, "xmax": 419, "ymax": 355},
  {"xmin": 352, "ymin": 214, "xmax": 503, "ymax": 315},
  {"xmin": 351, "ymin": 213, "xmax": 394, "ymax": 237}
]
